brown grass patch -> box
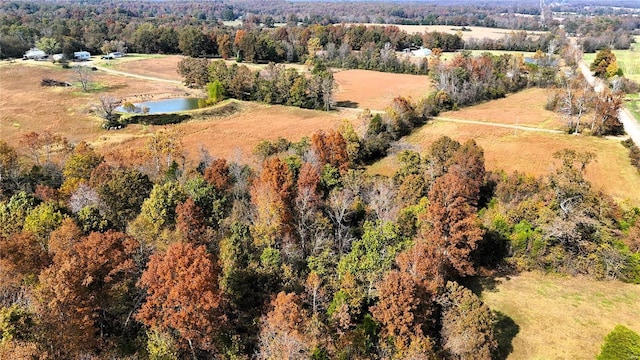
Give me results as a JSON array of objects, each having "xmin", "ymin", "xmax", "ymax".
[
  {"xmin": 391, "ymin": 24, "xmax": 547, "ymax": 41},
  {"xmin": 2, "ymin": 62, "xmax": 348, "ymax": 167},
  {"xmin": 333, "ymin": 69, "xmax": 431, "ymax": 111},
  {"xmin": 345, "ymin": 24, "xmax": 547, "ymax": 41},
  {"xmin": 441, "ymin": 88, "xmax": 563, "ymax": 129},
  {"xmin": 370, "ymin": 120, "xmax": 640, "ymax": 205},
  {"xmin": 482, "ymin": 272, "xmax": 640, "ymax": 359},
  {"xmin": 111, "ymin": 55, "xmax": 186, "ymax": 81},
  {"xmin": 0, "ymin": 62, "xmax": 193, "ymax": 147},
  {"xmin": 106, "ymin": 103, "xmax": 348, "ymax": 165}
]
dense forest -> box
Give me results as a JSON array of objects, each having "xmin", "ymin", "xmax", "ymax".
[
  {"xmin": 2, "ymin": 0, "xmax": 640, "ymax": 358},
  {"xmin": 1, "ymin": 0, "xmax": 638, "ymax": 60},
  {"xmin": 0, "ymin": 113, "xmax": 639, "ymax": 358}
]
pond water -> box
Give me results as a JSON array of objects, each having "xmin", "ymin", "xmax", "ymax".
[{"xmin": 116, "ymin": 97, "xmax": 203, "ymax": 114}]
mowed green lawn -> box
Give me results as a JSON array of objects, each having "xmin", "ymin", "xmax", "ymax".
[
  {"xmin": 583, "ymin": 36, "xmax": 640, "ymax": 83},
  {"xmin": 480, "ymin": 272, "xmax": 640, "ymax": 359}
]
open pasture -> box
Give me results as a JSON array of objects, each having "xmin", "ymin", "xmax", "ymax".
[
  {"xmin": 0, "ymin": 61, "xmax": 353, "ymax": 166},
  {"xmin": 0, "ymin": 61, "xmax": 193, "ymax": 147},
  {"xmin": 369, "ymin": 98, "xmax": 640, "ymax": 205},
  {"xmin": 583, "ymin": 36, "xmax": 640, "ymax": 83},
  {"xmin": 108, "ymin": 54, "xmax": 186, "ymax": 81},
  {"xmin": 480, "ymin": 272, "xmax": 640, "ymax": 360},
  {"xmin": 101, "ymin": 102, "xmax": 346, "ymax": 165},
  {"xmin": 110, "ymin": 56, "xmax": 432, "ymax": 111},
  {"xmin": 441, "ymin": 88, "xmax": 563, "ymax": 129},
  {"xmin": 350, "ymin": 24, "xmax": 547, "ymax": 41},
  {"xmin": 438, "ymin": 50, "xmax": 537, "ymax": 62},
  {"xmin": 333, "ymin": 69, "xmax": 431, "ymax": 110}
]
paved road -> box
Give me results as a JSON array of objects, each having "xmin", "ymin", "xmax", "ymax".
[{"xmin": 578, "ymin": 61, "xmax": 640, "ymax": 146}]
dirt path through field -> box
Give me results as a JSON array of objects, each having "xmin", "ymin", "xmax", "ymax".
[
  {"xmin": 433, "ymin": 116, "xmax": 565, "ymax": 133},
  {"xmin": 579, "ymin": 60, "xmax": 640, "ymax": 146},
  {"xmin": 94, "ymin": 65, "xmax": 183, "ymax": 85}
]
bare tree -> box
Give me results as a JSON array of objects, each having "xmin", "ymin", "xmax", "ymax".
[
  {"xmin": 326, "ymin": 188, "xmax": 355, "ymax": 255},
  {"xmin": 95, "ymin": 95, "xmax": 119, "ymax": 122},
  {"xmin": 73, "ymin": 66, "xmax": 92, "ymax": 92}
]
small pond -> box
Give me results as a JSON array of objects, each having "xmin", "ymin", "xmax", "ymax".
[{"xmin": 116, "ymin": 97, "xmax": 204, "ymax": 114}]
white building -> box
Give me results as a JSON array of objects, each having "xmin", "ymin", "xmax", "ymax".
[
  {"xmin": 23, "ymin": 48, "xmax": 46, "ymax": 60},
  {"xmin": 73, "ymin": 51, "xmax": 91, "ymax": 61},
  {"xmin": 411, "ymin": 47, "xmax": 432, "ymax": 57}
]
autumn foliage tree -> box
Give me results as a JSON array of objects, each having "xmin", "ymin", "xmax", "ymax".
[
  {"xmin": 37, "ymin": 231, "xmax": 139, "ymax": 357},
  {"xmin": 250, "ymin": 157, "xmax": 295, "ymax": 248},
  {"xmin": 258, "ymin": 292, "xmax": 311, "ymax": 359},
  {"xmin": 438, "ymin": 281, "xmax": 497, "ymax": 359},
  {"xmin": 204, "ymin": 158, "xmax": 233, "ymax": 194},
  {"xmin": 398, "ymin": 140, "xmax": 485, "ymax": 289},
  {"xmin": 370, "ymin": 270, "xmax": 434, "ymax": 355},
  {"xmin": 311, "ymin": 130, "xmax": 350, "ymax": 171},
  {"xmin": 175, "ymin": 198, "xmax": 209, "ymax": 247},
  {"xmin": 136, "ymin": 242, "xmax": 222, "ymax": 354}
]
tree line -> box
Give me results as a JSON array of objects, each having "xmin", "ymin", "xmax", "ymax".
[
  {"xmin": 0, "ymin": 118, "xmax": 638, "ymax": 358},
  {"xmin": 3, "ymin": 0, "xmax": 636, "ymax": 67},
  {"xmin": 178, "ymin": 59, "xmax": 337, "ymax": 111}
]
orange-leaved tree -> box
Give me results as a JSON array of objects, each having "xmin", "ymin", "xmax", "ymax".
[
  {"xmin": 311, "ymin": 130, "xmax": 350, "ymax": 171},
  {"xmin": 37, "ymin": 230, "xmax": 139, "ymax": 357},
  {"xmin": 258, "ymin": 292, "xmax": 311, "ymax": 359},
  {"xmin": 136, "ymin": 242, "xmax": 222, "ymax": 354}
]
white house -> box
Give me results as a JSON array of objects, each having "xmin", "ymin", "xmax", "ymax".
[
  {"xmin": 411, "ymin": 47, "xmax": 432, "ymax": 57},
  {"xmin": 52, "ymin": 53, "xmax": 65, "ymax": 61},
  {"xmin": 73, "ymin": 51, "xmax": 91, "ymax": 61},
  {"xmin": 23, "ymin": 48, "xmax": 46, "ymax": 60}
]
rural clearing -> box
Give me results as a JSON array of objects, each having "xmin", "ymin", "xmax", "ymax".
[
  {"xmin": 3, "ymin": 56, "xmax": 640, "ymax": 206},
  {"xmin": 480, "ymin": 271, "xmax": 640, "ymax": 360}
]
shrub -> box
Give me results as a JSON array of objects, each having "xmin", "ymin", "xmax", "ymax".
[{"xmin": 597, "ymin": 325, "xmax": 640, "ymax": 360}]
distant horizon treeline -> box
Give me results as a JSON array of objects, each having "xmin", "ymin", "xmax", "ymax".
[{"xmin": 1, "ymin": 0, "xmax": 637, "ymax": 60}]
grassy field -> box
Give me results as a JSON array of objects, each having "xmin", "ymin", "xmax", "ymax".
[
  {"xmin": 480, "ymin": 272, "xmax": 640, "ymax": 359},
  {"xmin": 441, "ymin": 88, "xmax": 563, "ymax": 129},
  {"xmin": 439, "ymin": 50, "xmax": 537, "ymax": 62},
  {"xmin": 583, "ymin": 36, "xmax": 640, "ymax": 83},
  {"xmin": 368, "ymin": 89, "xmax": 640, "ymax": 206},
  {"xmin": 0, "ymin": 59, "xmax": 430, "ymax": 168},
  {"xmin": 348, "ymin": 24, "xmax": 547, "ymax": 41}
]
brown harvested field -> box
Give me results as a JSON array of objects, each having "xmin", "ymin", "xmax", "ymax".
[
  {"xmin": 369, "ymin": 120, "xmax": 640, "ymax": 205},
  {"xmin": 441, "ymin": 88, "xmax": 564, "ymax": 130},
  {"xmin": 481, "ymin": 272, "xmax": 640, "ymax": 359},
  {"xmin": 333, "ymin": 69, "xmax": 431, "ymax": 110},
  {"xmin": 110, "ymin": 57, "xmax": 431, "ymax": 111},
  {"xmin": 347, "ymin": 23, "xmax": 547, "ymax": 41},
  {"xmin": 110, "ymin": 54, "xmax": 185, "ymax": 81}
]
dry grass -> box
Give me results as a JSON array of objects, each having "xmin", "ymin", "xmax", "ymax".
[
  {"xmin": 369, "ymin": 88, "xmax": 640, "ymax": 205},
  {"xmin": 0, "ymin": 61, "xmax": 193, "ymax": 147},
  {"xmin": 369, "ymin": 119, "xmax": 640, "ymax": 205},
  {"xmin": 346, "ymin": 24, "xmax": 547, "ymax": 41},
  {"xmin": 109, "ymin": 57, "xmax": 431, "ymax": 111},
  {"xmin": 0, "ymin": 61, "xmax": 355, "ymax": 166},
  {"xmin": 481, "ymin": 272, "xmax": 640, "ymax": 359},
  {"xmin": 110, "ymin": 54, "xmax": 186, "ymax": 81},
  {"xmin": 441, "ymin": 88, "xmax": 563, "ymax": 129},
  {"xmin": 104, "ymin": 102, "xmax": 347, "ymax": 165},
  {"xmin": 333, "ymin": 69, "xmax": 432, "ymax": 110}
]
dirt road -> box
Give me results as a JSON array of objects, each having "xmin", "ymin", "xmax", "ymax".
[
  {"xmin": 579, "ymin": 61, "xmax": 640, "ymax": 146},
  {"xmin": 433, "ymin": 116, "xmax": 564, "ymax": 134},
  {"xmin": 95, "ymin": 65, "xmax": 183, "ymax": 84}
]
